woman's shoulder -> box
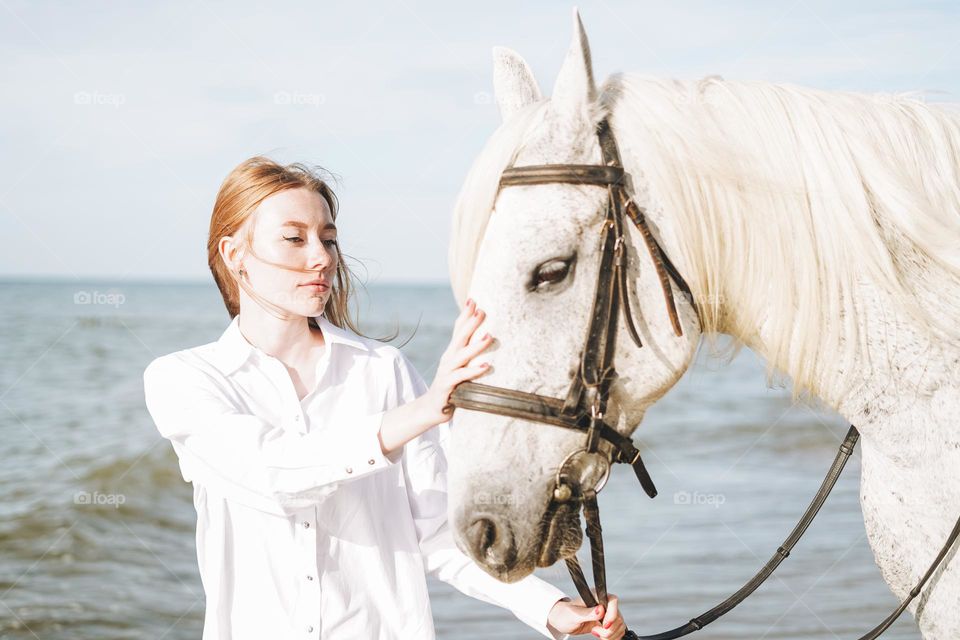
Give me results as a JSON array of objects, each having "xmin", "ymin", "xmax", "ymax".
[
  {"xmin": 351, "ymin": 337, "xmax": 412, "ymax": 384},
  {"xmin": 143, "ymin": 340, "xmax": 225, "ymax": 391},
  {"xmin": 338, "ymin": 328, "xmax": 423, "ymax": 386},
  {"xmin": 325, "ymin": 320, "xmax": 406, "ymax": 365},
  {"xmin": 356, "ymin": 336, "xmax": 403, "ymax": 361}
]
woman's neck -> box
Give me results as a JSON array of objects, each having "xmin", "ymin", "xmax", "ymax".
[{"xmin": 236, "ymin": 309, "xmax": 325, "ymax": 368}]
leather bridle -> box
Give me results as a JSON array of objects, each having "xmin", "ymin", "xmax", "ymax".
[{"xmin": 448, "ymin": 118, "xmax": 960, "ymax": 639}]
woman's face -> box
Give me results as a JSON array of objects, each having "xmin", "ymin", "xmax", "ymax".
[{"xmin": 233, "ymin": 187, "xmax": 339, "ymax": 317}]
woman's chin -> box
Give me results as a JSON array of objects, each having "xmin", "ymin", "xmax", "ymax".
[
  {"xmin": 303, "ymin": 303, "xmax": 327, "ymax": 318},
  {"xmin": 286, "ymin": 294, "xmax": 328, "ymax": 316},
  {"xmin": 262, "ymin": 302, "xmax": 325, "ymax": 320}
]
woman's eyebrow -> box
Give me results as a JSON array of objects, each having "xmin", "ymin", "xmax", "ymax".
[{"xmin": 280, "ymin": 220, "xmax": 337, "ymax": 231}]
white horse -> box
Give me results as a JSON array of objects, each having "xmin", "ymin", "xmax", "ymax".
[{"xmin": 445, "ymin": 9, "xmax": 960, "ymax": 639}]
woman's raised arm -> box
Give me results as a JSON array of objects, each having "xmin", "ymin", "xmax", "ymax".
[{"xmin": 377, "ymin": 297, "xmax": 493, "ymax": 455}]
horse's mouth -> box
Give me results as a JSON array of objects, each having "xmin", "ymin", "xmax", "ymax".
[{"xmin": 537, "ymin": 500, "xmax": 583, "ymax": 567}]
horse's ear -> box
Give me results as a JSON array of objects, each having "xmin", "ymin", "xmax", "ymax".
[
  {"xmin": 551, "ymin": 7, "xmax": 596, "ymax": 115},
  {"xmin": 492, "ymin": 46, "xmax": 542, "ymax": 122}
]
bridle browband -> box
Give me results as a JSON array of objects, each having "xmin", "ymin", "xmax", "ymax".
[{"xmin": 448, "ymin": 118, "xmax": 960, "ymax": 639}]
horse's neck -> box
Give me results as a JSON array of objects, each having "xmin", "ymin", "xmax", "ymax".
[
  {"xmin": 634, "ymin": 188, "xmax": 957, "ymax": 460},
  {"xmin": 725, "ymin": 273, "xmax": 959, "ymax": 464}
]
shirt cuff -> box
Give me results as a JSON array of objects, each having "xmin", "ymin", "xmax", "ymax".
[
  {"xmin": 545, "ymin": 596, "xmax": 573, "ymax": 640},
  {"xmin": 270, "ymin": 409, "xmax": 398, "ymax": 514},
  {"xmin": 515, "ymin": 575, "xmax": 572, "ymax": 640},
  {"xmin": 357, "ymin": 409, "xmax": 402, "ymax": 468}
]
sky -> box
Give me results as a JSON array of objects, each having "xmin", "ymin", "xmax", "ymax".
[{"xmin": 1, "ymin": 0, "xmax": 957, "ymax": 284}]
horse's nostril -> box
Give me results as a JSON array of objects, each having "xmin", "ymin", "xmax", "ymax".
[
  {"xmin": 466, "ymin": 515, "xmax": 516, "ymax": 567},
  {"xmin": 468, "ymin": 517, "xmax": 493, "ymax": 553}
]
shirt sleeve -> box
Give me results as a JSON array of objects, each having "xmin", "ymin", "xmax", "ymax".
[
  {"xmin": 142, "ymin": 353, "xmax": 401, "ymax": 517},
  {"xmin": 392, "ymin": 351, "xmax": 571, "ymax": 640}
]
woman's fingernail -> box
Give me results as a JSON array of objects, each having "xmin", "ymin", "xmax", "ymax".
[
  {"xmin": 481, "ymin": 362, "xmax": 490, "ymax": 368},
  {"xmin": 604, "ymin": 620, "xmax": 613, "ymax": 629},
  {"xmin": 591, "ymin": 632, "xmax": 600, "ymax": 638},
  {"xmin": 594, "ymin": 606, "xmax": 602, "ymax": 615},
  {"xmin": 482, "ymin": 333, "xmax": 490, "ymax": 340}
]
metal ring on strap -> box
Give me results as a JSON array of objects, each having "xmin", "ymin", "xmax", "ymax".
[{"xmin": 554, "ymin": 447, "xmax": 613, "ymax": 502}]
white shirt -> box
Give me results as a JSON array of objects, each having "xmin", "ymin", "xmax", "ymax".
[{"xmin": 142, "ymin": 314, "xmax": 570, "ymax": 640}]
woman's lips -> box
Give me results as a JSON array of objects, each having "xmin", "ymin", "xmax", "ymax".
[{"xmin": 301, "ymin": 283, "xmax": 329, "ymax": 292}]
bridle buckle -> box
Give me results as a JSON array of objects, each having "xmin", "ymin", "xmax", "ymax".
[{"xmin": 590, "ymin": 398, "xmax": 602, "ymax": 420}]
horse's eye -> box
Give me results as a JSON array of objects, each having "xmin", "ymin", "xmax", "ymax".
[{"xmin": 533, "ymin": 256, "xmax": 575, "ymax": 290}]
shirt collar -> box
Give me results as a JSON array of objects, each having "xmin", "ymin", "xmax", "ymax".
[{"xmin": 212, "ymin": 314, "xmax": 368, "ymax": 376}]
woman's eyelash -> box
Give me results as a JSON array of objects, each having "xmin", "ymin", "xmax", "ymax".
[{"xmin": 283, "ymin": 236, "xmax": 338, "ymax": 247}]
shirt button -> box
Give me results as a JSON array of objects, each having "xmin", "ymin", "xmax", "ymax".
[
  {"xmin": 294, "ymin": 415, "xmax": 301, "ymax": 422},
  {"xmin": 345, "ymin": 466, "xmax": 353, "ymax": 474},
  {"xmin": 367, "ymin": 458, "xmax": 375, "ymax": 465},
  {"xmin": 302, "ymin": 521, "xmax": 310, "ymax": 529},
  {"xmin": 306, "ymin": 625, "xmax": 314, "ymax": 632},
  {"xmin": 306, "ymin": 575, "xmax": 314, "ymax": 581}
]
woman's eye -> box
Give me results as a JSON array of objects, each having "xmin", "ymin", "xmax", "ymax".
[
  {"xmin": 532, "ymin": 257, "xmax": 574, "ymax": 289},
  {"xmin": 282, "ymin": 236, "xmax": 337, "ymax": 247}
]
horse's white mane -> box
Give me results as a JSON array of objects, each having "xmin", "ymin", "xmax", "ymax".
[{"xmin": 449, "ymin": 73, "xmax": 960, "ymax": 399}]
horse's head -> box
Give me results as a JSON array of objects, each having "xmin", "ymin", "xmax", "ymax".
[{"xmin": 446, "ymin": 9, "xmax": 702, "ymax": 582}]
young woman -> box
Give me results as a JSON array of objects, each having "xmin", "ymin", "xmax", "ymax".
[{"xmin": 142, "ymin": 157, "xmax": 628, "ymax": 639}]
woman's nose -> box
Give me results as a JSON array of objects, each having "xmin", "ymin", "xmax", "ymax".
[{"xmin": 307, "ymin": 242, "xmax": 336, "ymax": 271}]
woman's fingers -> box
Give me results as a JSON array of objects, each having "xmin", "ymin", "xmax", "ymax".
[
  {"xmin": 433, "ymin": 298, "xmax": 494, "ymax": 408},
  {"xmin": 451, "ymin": 301, "xmax": 485, "ymax": 349},
  {"xmin": 601, "ymin": 595, "xmax": 618, "ymax": 628},
  {"xmin": 591, "ymin": 620, "xmax": 625, "ymax": 639},
  {"xmin": 452, "ymin": 298, "xmax": 476, "ymax": 333},
  {"xmin": 593, "ymin": 594, "xmax": 625, "ymax": 639},
  {"xmin": 451, "ymin": 361, "xmax": 491, "ymax": 385},
  {"xmin": 456, "ymin": 298, "xmax": 475, "ymax": 325},
  {"xmin": 461, "ymin": 307, "xmax": 485, "ymax": 346},
  {"xmin": 451, "ymin": 332, "xmax": 494, "ymax": 369},
  {"xmin": 448, "ymin": 299, "xmax": 474, "ymax": 345}
]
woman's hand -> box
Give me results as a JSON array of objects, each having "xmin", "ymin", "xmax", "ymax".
[
  {"xmin": 377, "ymin": 298, "xmax": 494, "ymax": 456},
  {"xmin": 422, "ymin": 298, "xmax": 494, "ymax": 426},
  {"xmin": 547, "ymin": 594, "xmax": 627, "ymax": 639}
]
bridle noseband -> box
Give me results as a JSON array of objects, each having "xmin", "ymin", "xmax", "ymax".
[{"xmin": 448, "ymin": 118, "xmax": 960, "ymax": 639}]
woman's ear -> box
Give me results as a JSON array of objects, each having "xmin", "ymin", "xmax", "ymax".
[{"xmin": 219, "ymin": 236, "xmax": 244, "ymax": 273}]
